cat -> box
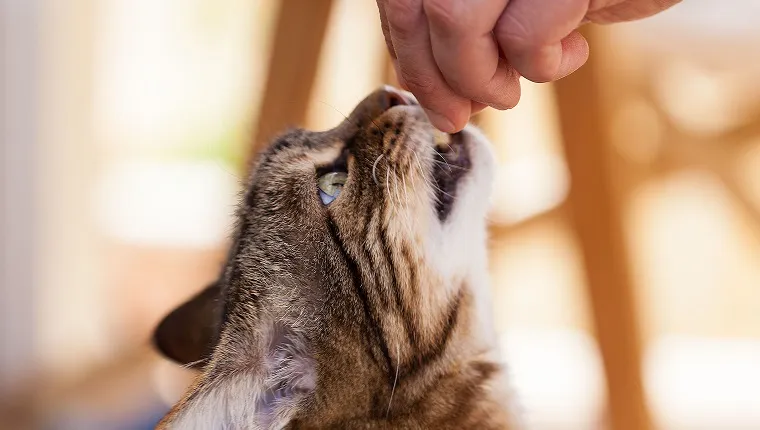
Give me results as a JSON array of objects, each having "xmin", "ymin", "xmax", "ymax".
[{"xmin": 152, "ymin": 86, "xmax": 516, "ymax": 429}]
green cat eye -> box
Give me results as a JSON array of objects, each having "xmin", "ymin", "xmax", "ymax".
[{"xmin": 318, "ymin": 171, "xmax": 347, "ymax": 205}]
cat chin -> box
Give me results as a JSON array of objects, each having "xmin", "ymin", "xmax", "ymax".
[
  {"xmin": 451, "ymin": 123, "xmax": 496, "ymax": 224},
  {"xmin": 421, "ymin": 121, "xmax": 499, "ymax": 347},
  {"xmin": 425, "ymin": 122, "xmax": 494, "ymax": 280}
]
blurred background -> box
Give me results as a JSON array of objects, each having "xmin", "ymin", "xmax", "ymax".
[{"xmin": 1, "ymin": 0, "xmax": 759, "ymax": 429}]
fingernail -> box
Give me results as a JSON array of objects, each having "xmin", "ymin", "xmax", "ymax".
[{"xmin": 423, "ymin": 108, "xmax": 455, "ymax": 133}]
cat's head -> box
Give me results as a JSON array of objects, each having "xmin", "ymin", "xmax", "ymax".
[{"xmin": 153, "ymin": 87, "xmax": 498, "ymax": 429}]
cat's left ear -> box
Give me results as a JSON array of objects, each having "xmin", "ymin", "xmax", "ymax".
[
  {"xmin": 153, "ymin": 282, "xmax": 222, "ymax": 368},
  {"xmin": 156, "ymin": 321, "xmax": 317, "ymax": 429}
]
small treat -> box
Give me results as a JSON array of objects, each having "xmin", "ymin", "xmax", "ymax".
[{"xmin": 432, "ymin": 129, "xmax": 450, "ymax": 150}]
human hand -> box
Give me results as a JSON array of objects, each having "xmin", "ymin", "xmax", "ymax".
[{"xmin": 377, "ymin": 0, "xmax": 681, "ymax": 132}]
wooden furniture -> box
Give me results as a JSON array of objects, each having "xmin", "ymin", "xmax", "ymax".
[
  {"xmin": 250, "ymin": 0, "xmax": 336, "ymax": 162},
  {"xmin": 552, "ymin": 27, "xmax": 652, "ymax": 430}
]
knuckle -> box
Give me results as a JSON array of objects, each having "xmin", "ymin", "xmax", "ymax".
[
  {"xmin": 424, "ymin": 0, "xmax": 468, "ymax": 34},
  {"xmin": 447, "ymin": 64, "xmax": 520, "ymax": 109},
  {"xmin": 401, "ymin": 69, "xmax": 438, "ymax": 96},
  {"xmin": 495, "ymin": 13, "xmax": 543, "ymax": 52},
  {"xmin": 386, "ymin": 0, "xmax": 421, "ymax": 34},
  {"xmin": 447, "ymin": 76, "xmax": 487, "ymax": 101},
  {"xmin": 446, "ymin": 80, "xmax": 484, "ymax": 100}
]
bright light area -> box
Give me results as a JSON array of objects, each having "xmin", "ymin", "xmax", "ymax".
[
  {"xmin": 93, "ymin": 0, "xmax": 266, "ymax": 151},
  {"xmin": 630, "ymin": 169, "xmax": 760, "ymax": 338},
  {"xmin": 646, "ymin": 336, "xmax": 760, "ymax": 429},
  {"xmin": 94, "ymin": 160, "xmax": 240, "ymax": 248},
  {"xmin": 307, "ymin": 0, "xmax": 385, "ymax": 130},
  {"xmin": 502, "ymin": 332, "xmax": 760, "ymax": 430},
  {"xmin": 490, "ymin": 154, "xmax": 569, "ymax": 224},
  {"xmin": 500, "ymin": 329, "xmax": 605, "ymax": 430}
]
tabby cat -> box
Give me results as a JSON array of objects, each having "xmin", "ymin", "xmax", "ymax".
[{"xmin": 152, "ymin": 87, "xmax": 516, "ymax": 429}]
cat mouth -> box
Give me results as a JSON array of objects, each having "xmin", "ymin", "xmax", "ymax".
[
  {"xmin": 363, "ymin": 87, "xmax": 473, "ymax": 222},
  {"xmin": 431, "ymin": 131, "xmax": 470, "ymax": 221}
]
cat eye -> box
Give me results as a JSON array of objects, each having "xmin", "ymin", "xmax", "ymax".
[{"xmin": 318, "ymin": 171, "xmax": 347, "ymax": 205}]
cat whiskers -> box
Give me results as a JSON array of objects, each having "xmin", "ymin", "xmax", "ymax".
[
  {"xmin": 391, "ymin": 168, "xmax": 413, "ymax": 231},
  {"xmin": 382, "ymin": 158, "xmax": 405, "ymax": 226},
  {"xmin": 318, "ymin": 100, "xmax": 361, "ymax": 130},
  {"xmin": 401, "ymin": 171, "xmax": 415, "ymax": 230},
  {"xmin": 318, "ymin": 100, "xmax": 386, "ymax": 138},
  {"xmin": 415, "ymin": 150, "xmax": 461, "ymax": 197},
  {"xmin": 423, "ymin": 155, "xmax": 468, "ymax": 171},
  {"xmin": 391, "ymin": 169, "xmax": 404, "ymax": 219},
  {"xmin": 387, "ymin": 342, "xmax": 400, "ymax": 418},
  {"xmin": 433, "ymin": 148, "xmax": 453, "ymax": 172},
  {"xmin": 386, "ymin": 167, "xmax": 401, "ymax": 218},
  {"xmin": 180, "ymin": 358, "xmax": 206, "ymax": 369},
  {"xmin": 413, "ymin": 152, "xmax": 437, "ymax": 203},
  {"xmin": 412, "ymin": 152, "xmax": 426, "ymax": 180},
  {"xmin": 372, "ymin": 154, "xmax": 384, "ymax": 186}
]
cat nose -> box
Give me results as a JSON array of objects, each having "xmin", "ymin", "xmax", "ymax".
[
  {"xmin": 377, "ymin": 85, "xmax": 417, "ymax": 110},
  {"xmin": 360, "ymin": 86, "xmax": 417, "ymax": 119},
  {"xmin": 338, "ymin": 86, "xmax": 419, "ymax": 137}
]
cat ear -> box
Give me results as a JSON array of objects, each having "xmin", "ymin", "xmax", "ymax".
[
  {"xmin": 161, "ymin": 323, "xmax": 316, "ymax": 429},
  {"xmin": 254, "ymin": 323, "xmax": 316, "ymax": 426},
  {"xmin": 153, "ymin": 282, "xmax": 222, "ymax": 368}
]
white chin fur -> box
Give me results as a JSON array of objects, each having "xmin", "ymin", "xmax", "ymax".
[
  {"xmin": 426, "ymin": 124, "xmax": 495, "ymax": 278},
  {"xmin": 425, "ymin": 124, "xmax": 498, "ymax": 345}
]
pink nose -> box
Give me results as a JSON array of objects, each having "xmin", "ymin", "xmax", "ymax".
[
  {"xmin": 377, "ymin": 85, "xmax": 416, "ymax": 110},
  {"xmin": 359, "ymin": 86, "xmax": 417, "ymax": 119}
]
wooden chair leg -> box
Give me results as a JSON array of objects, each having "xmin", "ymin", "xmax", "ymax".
[
  {"xmin": 553, "ymin": 28, "xmax": 653, "ymax": 430},
  {"xmin": 249, "ymin": 0, "xmax": 336, "ymax": 163}
]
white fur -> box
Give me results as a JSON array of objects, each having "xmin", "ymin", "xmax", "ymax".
[
  {"xmin": 169, "ymin": 370, "xmax": 313, "ymax": 430},
  {"xmin": 426, "ymin": 124, "xmax": 499, "ymax": 347},
  {"xmin": 170, "ymin": 376, "xmax": 261, "ymax": 430},
  {"xmin": 169, "ymin": 323, "xmax": 316, "ymax": 430}
]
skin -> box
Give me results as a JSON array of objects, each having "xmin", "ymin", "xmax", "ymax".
[{"xmin": 377, "ymin": 0, "xmax": 683, "ymax": 132}]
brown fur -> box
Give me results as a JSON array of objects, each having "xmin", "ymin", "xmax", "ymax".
[{"xmin": 153, "ymin": 87, "xmax": 515, "ymax": 429}]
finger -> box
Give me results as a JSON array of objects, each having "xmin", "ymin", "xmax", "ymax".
[
  {"xmin": 395, "ymin": 58, "xmax": 491, "ymax": 118},
  {"xmin": 471, "ymin": 101, "xmax": 488, "ymax": 115},
  {"xmin": 376, "ymin": 0, "xmax": 396, "ymax": 58},
  {"xmin": 386, "ymin": 0, "xmax": 471, "ymax": 132},
  {"xmin": 389, "ymin": 59, "xmax": 412, "ymax": 91},
  {"xmin": 555, "ymin": 31, "xmax": 589, "ymax": 80},
  {"xmin": 495, "ymin": 0, "xmax": 588, "ymax": 83},
  {"xmin": 424, "ymin": 0, "xmax": 520, "ymax": 109},
  {"xmin": 587, "ymin": 0, "xmax": 682, "ymax": 24}
]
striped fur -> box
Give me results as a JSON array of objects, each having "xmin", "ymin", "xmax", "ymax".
[{"xmin": 153, "ymin": 87, "xmax": 516, "ymax": 429}]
